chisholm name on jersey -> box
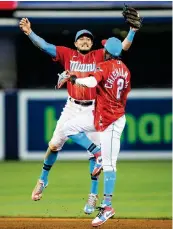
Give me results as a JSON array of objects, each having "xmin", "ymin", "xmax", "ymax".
[
  {"xmin": 70, "ymin": 61, "xmax": 96, "ymax": 72},
  {"xmin": 105, "ymin": 68, "xmax": 129, "ymax": 89}
]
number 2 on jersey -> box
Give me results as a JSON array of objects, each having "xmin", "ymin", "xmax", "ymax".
[{"xmin": 116, "ymin": 78, "xmax": 124, "ymax": 99}]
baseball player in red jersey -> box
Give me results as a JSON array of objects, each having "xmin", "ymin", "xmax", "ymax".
[
  {"xmin": 19, "ymin": 18, "xmax": 134, "ymax": 214},
  {"xmin": 60, "ymin": 37, "xmax": 131, "ymax": 226}
]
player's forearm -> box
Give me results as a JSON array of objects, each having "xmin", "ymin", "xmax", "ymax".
[
  {"xmin": 27, "ymin": 31, "xmax": 56, "ymax": 57},
  {"xmin": 122, "ymin": 29, "xmax": 136, "ymax": 51},
  {"xmin": 74, "ymin": 77, "xmax": 98, "ymax": 88}
]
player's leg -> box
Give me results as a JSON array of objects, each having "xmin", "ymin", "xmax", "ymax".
[
  {"xmin": 84, "ymin": 129, "xmax": 102, "ymax": 212},
  {"xmin": 32, "ymin": 99, "xmax": 77, "ymax": 201},
  {"xmin": 63, "ymin": 109, "xmax": 102, "ymax": 176},
  {"xmin": 92, "ymin": 115, "xmax": 126, "ymax": 226},
  {"xmin": 86, "ymin": 131, "xmax": 102, "ymax": 175},
  {"xmin": 63, "ymin": 109, "xmax": 102, "ymax": 174},
  {"xmin": 62, "ymin": 111, "xmax": 101, "ymax": 214}
]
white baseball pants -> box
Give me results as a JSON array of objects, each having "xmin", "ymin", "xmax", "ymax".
[
  {"xmin": 49, "ymin": 97, "xmax": 100, "ymax": 152},
  {"xmin": 63, "ymin": 111, "xmax": 126, "ymax": 172}
]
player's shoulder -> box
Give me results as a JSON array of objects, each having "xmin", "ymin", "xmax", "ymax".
[
  {"xmin": 99, "ymin": 59, "xmax": 113, "ymax": 68},
  {"xmin": 96, "ymin": 60, "xmax": 106, "ymax": 69},
  {"xmin": 119, "ymin": 60, "xmax": 131, "ymax": 76},
  {"xmin": 91, "ymin": 48, "xmax": 104, "ymax": 55},
  {"xmin": 110, "ymin": 59, "xmax": 130, "ymax": 74},
  {"xmin": 56, "ymin": 46, "xmax": 76, "ymax": 53},
  {"xmin": 113, "ymin": 59, "xmax": 129, "ymax": 69}
]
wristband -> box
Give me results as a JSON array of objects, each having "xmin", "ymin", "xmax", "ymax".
[{"xmin": 127, "ymin": 30, "xmax": 136, "ymax": 42}]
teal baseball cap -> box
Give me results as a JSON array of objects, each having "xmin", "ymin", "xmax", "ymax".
[
  {"xmin": 101, "ymin": 37, "xmax": 122, "ymax": 57},
  {"xmin": 75, "ymin": 29, "xmax": 94, "ymax": 42}
]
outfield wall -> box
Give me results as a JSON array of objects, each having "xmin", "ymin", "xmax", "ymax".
[{"xmin": 0, "ymin": 89, "xmax": 172, "ymax": 160}]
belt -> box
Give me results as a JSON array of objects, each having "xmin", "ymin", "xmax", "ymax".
[{"xmin": 69, "ymin": 97, "xmax": 93, "ymax": 106}]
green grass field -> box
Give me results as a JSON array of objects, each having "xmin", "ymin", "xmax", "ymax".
[{"xmin": 0, "ymin": 160, "xmax": 171, "ymax": 218}]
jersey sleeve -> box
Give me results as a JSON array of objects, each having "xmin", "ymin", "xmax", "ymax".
[
  {"xmin": 94, "ymin": 64, "xmax": 104, "ymax": 83},
  {"xmin": 52, "ymin": 46, "xmax": 71, "ymax": 66},
  {"xmin": 122, "ymin": 71, "xmax": 131, "ymax": 107}
]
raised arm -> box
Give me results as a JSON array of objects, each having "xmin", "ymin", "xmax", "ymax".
[
  {"xmin": 122, "ymin": 4, "xmax": 142, "ymax": 51},
  {"xmin": 122, "ymin": 27, "xmax": 137, "ymax": 51},
  {"xmin": 19, "ymin": 18, "xmax": 56, "ymax": 58}
]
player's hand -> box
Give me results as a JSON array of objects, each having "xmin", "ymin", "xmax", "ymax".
[
  {"xmin": 130, "ymin": 26, "xmax": 138, "ymax": 32},
  {"xmin": 19, "ymin": 18, "xmax": 32, "ymax": 35},
  {"xmin": 56, "ymin": 70, "xmax": 71, "ymax": 89}
]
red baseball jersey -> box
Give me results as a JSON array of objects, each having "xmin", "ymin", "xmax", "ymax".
[
  {"xmin": 53, "ymin": 46, "xmax": 104, "ymax": 100},
  {"xmin": 93, "ymin": 59, "xmax": 131, "ymax": 131}
]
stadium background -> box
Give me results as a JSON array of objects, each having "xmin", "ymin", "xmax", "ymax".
[{"xmin": 0, "ymin": 1, "xmax": 172, "ymax": 228}]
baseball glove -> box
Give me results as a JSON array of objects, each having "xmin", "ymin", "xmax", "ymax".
[{"xmin": 122, "ymin": 4, "xmax": 143, "ymax": 29}]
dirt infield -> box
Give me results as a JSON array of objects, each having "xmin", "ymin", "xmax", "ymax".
[{"xmin": 0, "ymin": 218, "xmax": 171, "ymax": 229}]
